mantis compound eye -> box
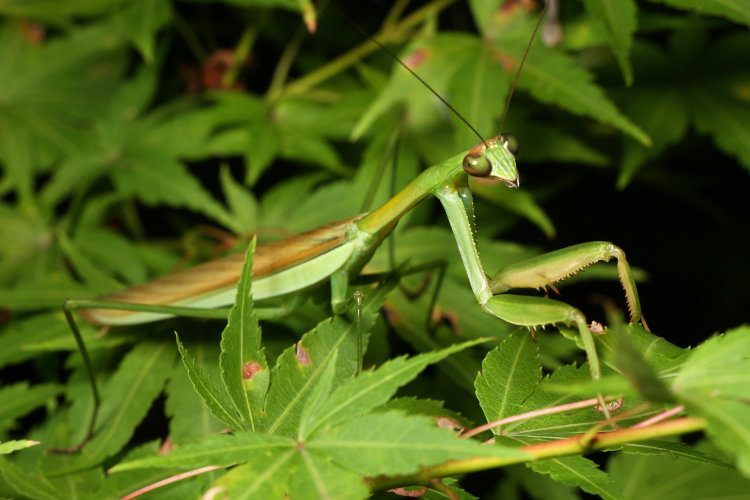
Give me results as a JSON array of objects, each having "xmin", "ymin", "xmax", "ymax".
[
  {"xmin": 462, "ymin": 154, "xmax": 492, "ymax": 177},
  {"xmin": 501, "ymin": 133, "xmax": 519, "ymax": 156}
]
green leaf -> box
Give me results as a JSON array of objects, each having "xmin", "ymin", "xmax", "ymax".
[
  {"xmin": 211, "ymin": 452, "xmax": 296, "ymax": 500},
  {"xmin": 385, "ymin": 397, "xmax": 469, "ymax": 427},
  {"xmin": 528, "ymin": 455, "xmax": 623, "ymax": 500},
  {"xmin": 617, "ymin": 86, "xmax": 689, "ymax": 188},
  {"xmin": 497, "ymin": 363, "xmax": 648, "ymax": 440},
  {"xmin": 352, "ymin": 33, "xmax": 478, "ymax": 140},
  {"xmin": 619, "ymin": 440, "xmax": 732, "ymax": 469},
  {"xmin": 56, "ymin": 230, "xmax": 116, "ymax": 289},
  {"xmin": 0, "ymin": 440, "xmax": 39, "ymax": 455},
  {"xmin": 609, "ymin": 442, "xmax": 750, "ymax": 499},
  {"xmin": 110, "ymin": 155, "xmax": 234, "ymax": 228},
  {"xmin": 475, "ymin": 330, "xmax": 542, "ymax": 425},
  {"xmin": 583, "ymin": 0, "xmax": 637, "ymax": 86},
  {"xmin": 110, "ymin": 431, "xmax": 294, "ymax": 472},
  {"xmin": 595, "ymin": 323, "xmax": 687, "ymax": 374},
  {"xmin": 119, "ymin": 0, "xmax": 172, "ymax": 63},
  {"xmin": 0, "ymin": 0, "xmax": 116, "ymax": 21},
  {"xmin": 0, "ymin": 456, "xmax": 62, "ymax": 500},
  {"xmin": 508, "ymin": 464, "xmax": 579, "ymax": 500},
  {"xmin": 610, "ymin": 323, "xmax": 674, "ymax": 404},
  {"xmin": 46, "ymin": 467, "xmax": 102, "ymax": 500},
  {"xmin": 516, "ymin": 43, "xmax": 651, "ymax": 146},
  {"xmin": 70, "ymin": 341, "xmax": 176, "ymax": 468},
  {"xmin": 448, "ymin": 36, "xmax": 510, "ymax": 145},
  {"xmin": 176, "ymin": 334, "xmax": 245, "ymax": 432},
  {"xmin": 689, "ymin": 85, "xmax": 750, "ymax": 174},
  {"xmin": 470, "ymin": 182, "xmax": 555, "ymax": 238},
  {"xmin": 165, "ymin": 341, "xmax": 225, "ymax": 445},
  {"xmin": 220, "ymin": 166, "xmax": 259, "ymax": 234},
  {"xmin": 258, "ymin": 316, "xmax": 360, "ymax": 438},
  {"xmin": 289, "ymin": 450, "xmax": 369, "ymax": 500},
  {"xmin": 73, "ymin": 227, "xmax": 147, "ymax": 285},
  {"xmin": 245, "ymin": 119, "xmax": 281, "ymax": 186},
  {"xmin": 298, "ymin": 349, "xmax": 338, "ymax": 440},
  {"xmin": 507, "ymin": 113, "xmax": 610, "ymax": 167},
  {"xmin": 0, "ymin": 313, "xmax": 90, "ymax": 368},
  {"xmin": 39, "ymin": 93, "xmax": 234, "ymax": 227},
  {"xmin": 0, "ymin": 382, "xmax": 62, "ymax": 427},
  {"xmin": 648, "ymin": 0, "xmax": 750, "ymax": 26},
  {"xmin": 278, "ymin": 130, "xmax": 347, "ymax": 176},
  {"xmin": 301, "ymin": 339, "xmax": 486, "ymax": 438},
  {"xmin": 310, "ymin": 411, "xmax": 529, "ymax": 477},
  {"xmin": 259, "ymin": 276, "xmax": 399, "ymax": 437},
  {"xmin": 93, "ymin": 440, "xmax": 203, "ymax": 499},
  {"xmin": 0, "ymin": 23, "xmax": 125, "ymax": 163},
  {"xmin": 673, "ymin": 326, "xmax": 750, "ymax": 399},
  {"xmin": 220, "ymin": 238, "xmax": 269, "ymax": 432},
  {"xmin": 365, "ymin": 287, "xmax": 490, "ymax": 391},
  {"xmin": 483, "ymin": 348, "xmax": 634, "ymax": 499},
  {"xmin": 672, "ymin": 326, "xmax": 750, "ymax": 475}
]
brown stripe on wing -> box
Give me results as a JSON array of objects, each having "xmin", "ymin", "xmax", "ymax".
[{"xmin": 80, "ymin": 214, "xmax": 365, "ymax": 324}]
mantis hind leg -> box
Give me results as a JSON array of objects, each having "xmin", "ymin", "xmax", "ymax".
[
  {"xmin": 48, "ymin": 300, "xmax": 100, "ymax": 454},
  {"xmin": 54, "ymin": 295, "xmax": 307, "ymax": 453}
]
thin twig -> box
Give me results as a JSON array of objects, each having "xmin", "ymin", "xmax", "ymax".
[
  {"xmin": 280, "ymin": 0, "xmax": 457, "ymax": 98},
  {"xmin": 460, "ymin": 396, "xmax": 608, "ymax": 439},
  {"xmin": 632, "ymin": 405, "xmax": 685, "ymax": 428},
  {"xmin": 120, "ymin": 465, "xmax": 223, "ymax": 500}
]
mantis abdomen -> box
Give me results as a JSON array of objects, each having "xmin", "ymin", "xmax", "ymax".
[{"xmin": 80, "ymin": 215, "xmax": 365, "ymax": 325}]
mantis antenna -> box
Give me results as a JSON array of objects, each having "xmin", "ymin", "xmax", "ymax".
[
  {"xmin": 335, "ymin": 0, "xmax": 551, "ymax": 148},
  {"xmin": 498, "ymin": 0, "xmax": 551, "ymax": 135},
  {"xmin": 330, "ymin": 2, "xmax": 489, "ymax": 148}
]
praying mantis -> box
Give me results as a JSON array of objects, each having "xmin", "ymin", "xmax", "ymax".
[{"xmin": 60, "ymin": 0, "xmax": 648, "ymax": 452}]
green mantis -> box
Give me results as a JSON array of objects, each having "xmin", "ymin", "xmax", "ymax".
[
  {"xmin": 60, "ymin": 0, "xmax": 648, "ymax": 452},
  {"xmin": 75, "ymin": 133, "xmax": 645, "ymax": 379}
]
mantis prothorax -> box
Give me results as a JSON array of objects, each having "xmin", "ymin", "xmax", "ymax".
[{"xmin": 62, "ymin": 0, "xmax": 647, "ymax": 452}]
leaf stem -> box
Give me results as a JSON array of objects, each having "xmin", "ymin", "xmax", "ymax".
[
  {"xmin": 631, "ymin": 405, "xmax": 685, "ymax": 428},
  {"xmin": 224, "ymin": 20, "xmax": 260, "ymax": 88},
  {"xmin": 367, "ymin": 417, "xmax": 707, "ymax": 491},
  {"xmin": 460, "ymin": 396, "xmax": 606, "ymax": 439},
  {"xmin": 278, "ymin": 0, "xmax": 457, "ymax": 99},
  {"xmin": 121, "ymin": 465, "xmax": 223, "ymax": 500}
]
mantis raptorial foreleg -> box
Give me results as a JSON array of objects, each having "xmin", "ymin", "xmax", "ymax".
[
  {"xmin": 488, "ymin": 241, "xmax": 648, "ymax": 380},
  {"xmin": 489, "ymin": 241, "xmax": 645, "ymax": 327},
  {"xmin": 434, "ymin": 177, "xmax": 646, "ymax": 385}
]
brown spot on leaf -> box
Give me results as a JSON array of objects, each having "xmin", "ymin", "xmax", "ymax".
[
  {"xmin": 383, "ymin": 302, "xmax": 401, "ymax": 325},
  {"xmin": 296, "ymin": 343, "xmax": 312, "ymax": 365},
  {"xmin": 22, "ymin": 21, "xmax": 45, "ymax": 45},
  {"xmin": 242, "ymin": 361, "xmax": 262, "ymax": 380},
  {"xmin": 158, "ymin": 437, "xmax": 174, "ymax": 455},
  {"xmin": 404, "ymin": 48, "xmax": 429, "ymax": 69},
  {"xmin": 387, "ymin": 486, "xmax": 428, "ymax": 497},
  {"xmin": 430, "ymin": 308, "xmax": 462, "ymax": 336},
  {"xmin": 436, "ymin": 417, "xmax": 463, "ymax": 432},
  {"xmin": 493, "ymin": 52, "xmax": 517, "ymax": 72}
]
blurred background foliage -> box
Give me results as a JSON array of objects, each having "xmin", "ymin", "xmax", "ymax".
[{"xmin": 0, "ymin": 0, "xmax": 749, "ymax": 496}]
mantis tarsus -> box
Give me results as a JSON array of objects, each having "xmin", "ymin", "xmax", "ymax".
[{"xmin": 62, "ymin": 0, "xmax": 647, "ymax": 452}]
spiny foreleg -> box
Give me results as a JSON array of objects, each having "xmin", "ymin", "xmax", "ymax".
[{"xmin": 489, "ymin": 241, "xmax": 647, "ymax": 330}]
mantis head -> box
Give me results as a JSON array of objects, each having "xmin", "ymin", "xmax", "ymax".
[{"xmin": 462, "ymin": 133, "xmax": 520, "ymax": 188}]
